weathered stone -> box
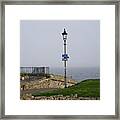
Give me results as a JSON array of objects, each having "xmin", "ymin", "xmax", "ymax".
[
  {"xmin": 21, "ymin": 75, "xmax": 77, "ymax": 90},
  {"xmin": 74, "ymin": 94, "xmax": 78, "ymax": 98}
]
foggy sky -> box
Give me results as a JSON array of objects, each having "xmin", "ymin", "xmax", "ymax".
[{"xmin": 20, "ymin": 20, "xmax": 100, "ymax": 68}]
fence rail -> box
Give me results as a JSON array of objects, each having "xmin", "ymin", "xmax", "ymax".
[{"xmin": 20, "ymin": 67, "xmax": 49, "ymax": 74}]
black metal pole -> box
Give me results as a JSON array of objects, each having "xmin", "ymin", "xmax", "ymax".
[
  {"xmin": 64, "ymin": 39, "xmax": 67, "ymax": 88},
  {"xmin": 62, "ymin": 28, "xmax": 68, "ymax": 88}
]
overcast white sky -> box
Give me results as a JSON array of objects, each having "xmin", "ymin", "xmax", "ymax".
[{"xmin": 20, "ymin": 20, "xmax": 100, "ymax": 68}]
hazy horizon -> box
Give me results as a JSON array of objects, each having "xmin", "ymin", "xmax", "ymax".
[{"xmin": 20, "ymin": 20, "xmax": 100, "ymax": 68}]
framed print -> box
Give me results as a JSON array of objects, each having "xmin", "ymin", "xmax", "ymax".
[{"xmin": 0, "ymin": 0, "xmax": 119, "ymax": 119}]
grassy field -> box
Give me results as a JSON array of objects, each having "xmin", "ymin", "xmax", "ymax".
[{"xmin": 32, "ymin": 79, "xmax": 100, "ymax": 97}]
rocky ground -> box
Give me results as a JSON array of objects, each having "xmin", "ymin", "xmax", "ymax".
[
  {"xmin": 21, "ymin": 93, "xmax": 100, "ymax": 100},
  {"xmin": 20, "ymin": 75, "xmax": 100, "ymax": 100},
  {"xmin": 20, "ymin": 74, "xmax": 77, "ymax": 90},
  {"xmin": 20, "ymin": 74, "xmax": 77, "ymax": 99}
]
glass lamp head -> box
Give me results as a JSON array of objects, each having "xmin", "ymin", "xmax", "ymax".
[{"xmin": 62, "ymin": 28, "xmax": 67, "ymax": 40}]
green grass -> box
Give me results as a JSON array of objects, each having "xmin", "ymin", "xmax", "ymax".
[{"xmin": 32, "ymin": 79, "xmax": 100, "ymax": 97}]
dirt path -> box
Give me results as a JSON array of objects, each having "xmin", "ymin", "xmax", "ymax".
[{"xmin": 20, "ymin": 88, "xmax": 58, "ymax": 95}]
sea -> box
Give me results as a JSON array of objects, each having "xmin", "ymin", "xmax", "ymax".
[{"xmin": 50, "ymin": 67, "xmax": 100, "ymax": 82}]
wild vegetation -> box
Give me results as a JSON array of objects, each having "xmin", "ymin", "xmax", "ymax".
[{"xmin": 32, "ymin": 79, "xmax": 100, "ymax": 97}]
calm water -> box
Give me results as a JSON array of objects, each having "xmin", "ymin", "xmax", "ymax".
[{"xmin": 50, "ymin": 67, "xmax": 100, "ymax": 82}]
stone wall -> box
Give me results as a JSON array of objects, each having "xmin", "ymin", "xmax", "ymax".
[
  {"xmin": 21, "ymin": 93, "xmax": 100, "ymax": 100},
  {"xmin": 20, "ymin": 75, "xmax": 77, "ymax": 90}
]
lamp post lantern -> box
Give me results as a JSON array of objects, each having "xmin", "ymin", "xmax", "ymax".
[{"xmin": 62, "ymin": 28, "xmax": 69, "ymax": 88}]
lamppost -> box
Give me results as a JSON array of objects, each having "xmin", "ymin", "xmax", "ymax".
[{"xmin": 62, "ymin": 28, "xmax": 69, "ymax": 88}]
